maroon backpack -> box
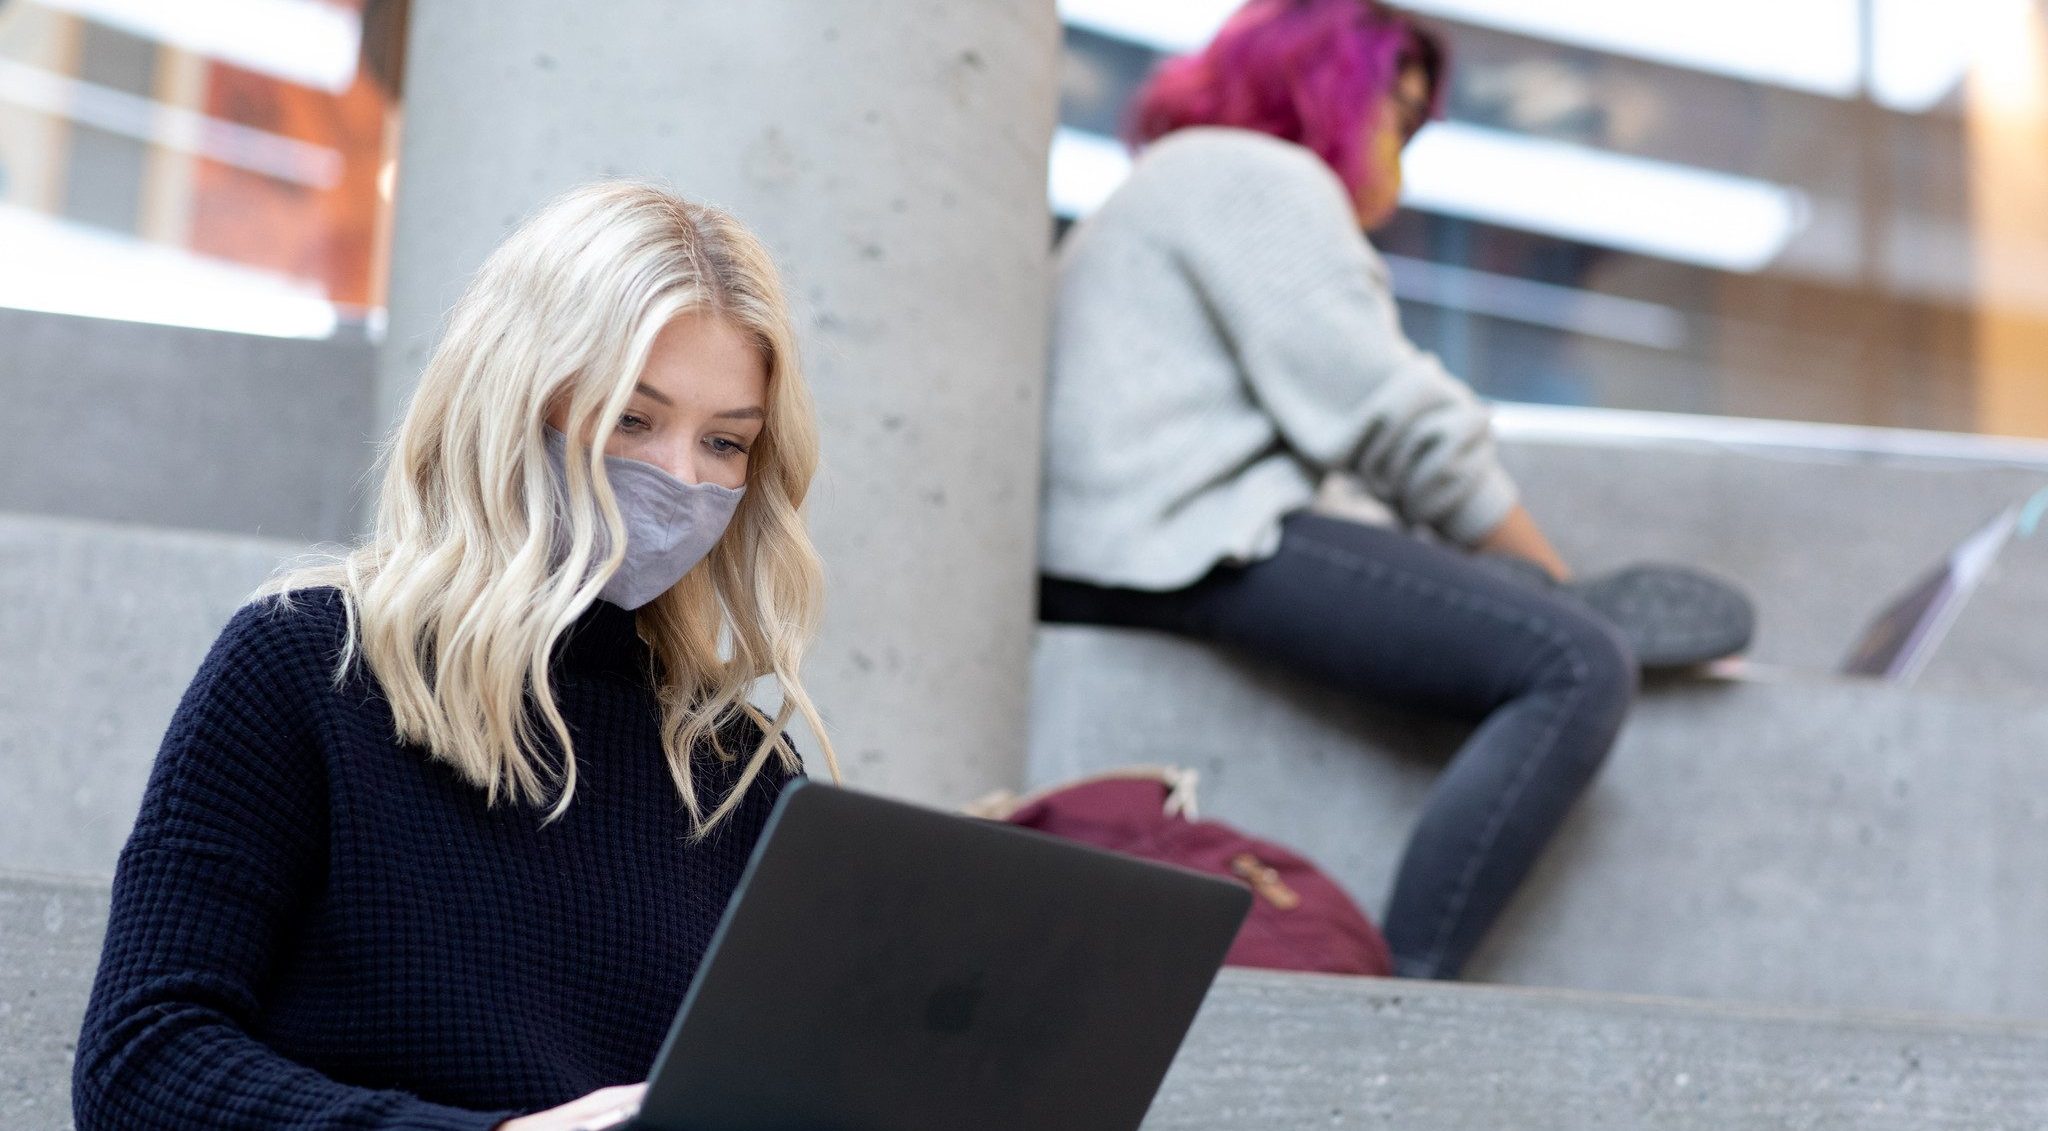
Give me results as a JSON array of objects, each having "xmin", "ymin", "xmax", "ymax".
[{"xmin": 969, "ymin": 768, "xmax": 1391, "ymax": 977}]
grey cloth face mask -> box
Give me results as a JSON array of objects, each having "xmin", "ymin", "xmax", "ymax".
[{"xmin": 543, "ymin": 425, "xmax": 745, "ymax": 610}]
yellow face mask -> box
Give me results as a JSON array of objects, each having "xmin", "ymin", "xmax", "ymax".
[
  {"xmin": 1353, "ymin": 116, "xmax": 1406, "ymax": 230},
  {"xmin": 1356, "ymin": 65, "xmax": 1430, "ymax": 229}
]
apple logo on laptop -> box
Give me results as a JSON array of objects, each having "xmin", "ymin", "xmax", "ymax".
[{"xmin": 924, "ymin": 975, "xmax": 983, "ymax": 1034}]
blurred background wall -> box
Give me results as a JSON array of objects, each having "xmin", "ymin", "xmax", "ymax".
[
  {"xmin": 7, "ymin": 1, "xmax": 2048, "ymax": 520},
  {"xmin": 1056, "ymin": 0, "xmax": 2048, "ymax": 437}
]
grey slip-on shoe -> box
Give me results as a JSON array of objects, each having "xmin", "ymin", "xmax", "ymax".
[{"xmin": 1476, "ymin": 555, "xmax": 1757, "ymax": 670}]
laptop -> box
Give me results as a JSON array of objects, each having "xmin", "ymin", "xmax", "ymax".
[
  {"xmin": 614, "ymin": 780, "xmax": 1253, "ymax": 1131},
  {"xmin": 1840, "ymin": 502, "xmax": 2022, "ymax": 682}
]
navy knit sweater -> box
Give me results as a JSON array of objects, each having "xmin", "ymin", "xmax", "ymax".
[{"xmin": 74, "ymin": 586, "xmax": 797, "ymax": 1130}]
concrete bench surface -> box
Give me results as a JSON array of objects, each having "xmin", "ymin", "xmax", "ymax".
[
  {"xmin": 0, "ymin": 512, "xmax": 303, "ymax": 877},
  {"xmin": 1, "ymin": 872, "xmax": 108, "ymax": 1131},
  {"xmin": 1031, "ymin": 623, "xmax": 2048, "ymax": 1021},
  {"xmin": 1497, "ymin": 436, "xmax": 2048, "ymax": 692},
  {"xmin": 11, "ymin": 870, "xmax": 2046, "ymax": 1131},
  {"xmin": 1152, "ymin": 967, "xmax": 2048, "ymax": 1130}
]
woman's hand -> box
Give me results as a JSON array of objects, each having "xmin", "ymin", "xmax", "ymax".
[
  {"xmin": 1474, "ymin": 504, "xmax": 1572, "ymax": 582},
  {"xmin": 498, "ymin": 1083, "xmax": 647, "ymax": 1131}
]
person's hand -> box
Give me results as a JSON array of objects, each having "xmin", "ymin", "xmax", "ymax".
[
  {"xmin": 1474, "ymin": 504, "xmax": 1572, "ymax": 583},
  {"xmin": 497, "ymin": 1083, "xmax": 646, "ymax": 1131}
]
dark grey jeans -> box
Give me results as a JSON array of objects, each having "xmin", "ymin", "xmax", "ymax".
[{"xmin": 1040, "ymin": 511, "xmax": 1637, "ymax": 979}]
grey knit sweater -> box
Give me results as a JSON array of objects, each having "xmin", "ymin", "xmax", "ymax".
[{"xmin": 1041, "ymin": 127, "xmax": 1519, "ymax": 590}]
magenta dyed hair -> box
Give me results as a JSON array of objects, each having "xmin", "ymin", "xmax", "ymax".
[{"xmin": 1127, "ymin": 0, "xmax": 1446, "ymax": 197}]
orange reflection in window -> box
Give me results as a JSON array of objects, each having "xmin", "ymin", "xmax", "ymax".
[{"xmin": 188, "ymin": 4, "xmax": 392, "ymax": 311}]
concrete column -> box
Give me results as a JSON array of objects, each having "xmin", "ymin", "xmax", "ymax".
[{"xmin": 382, "ymin": 2, "xmax": 1059, "ymax": 805}]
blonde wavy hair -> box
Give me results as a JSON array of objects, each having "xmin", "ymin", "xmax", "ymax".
[{"xmin": 261, "ymin": 180, "xmax": 836, "ymax": 835}]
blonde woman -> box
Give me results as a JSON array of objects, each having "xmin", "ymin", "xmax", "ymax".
[{"xmin": 73, "ymin": 182, "xmax": 836, "ymax": 1130}]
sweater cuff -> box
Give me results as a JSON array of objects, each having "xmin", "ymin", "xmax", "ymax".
[{"xmin": 1436, "ymin": 465, "xmax": 1521, "ymax": 548}]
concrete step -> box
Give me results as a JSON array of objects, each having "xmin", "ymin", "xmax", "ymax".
[
  {"xmin": 0, "ymin": 871, "xmax": 107, "ymax": 1130},
  {"xmin": 0, "ymin": 513, "xmax": 303, "ymax": 876},
  {"xmin": 1030, "ymin": 623, "xmax": 2048, "ymax": 1020},
  {"xmin": 0, "ymin": 307, "xmax": 375, "ymax": 543},
  {"xmin": 11, "ymin": 868, "xmax": 2045, "ymax": 1130},
  {"xmin": 1490, "ymin": 424, "xmax": 2048, "ymax": 693},
  {"xmin": 1152, "ymin": 968, "xmax": 2048, "ymax": 1130}
]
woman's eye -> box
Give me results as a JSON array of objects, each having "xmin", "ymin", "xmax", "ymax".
[
  {"xmin": 707, "ymin": 437, "xmax": 750, "ymax": 458},
  {"xmin": 619, "ymin": 413, "xmax": 651, "ymax": 432}
]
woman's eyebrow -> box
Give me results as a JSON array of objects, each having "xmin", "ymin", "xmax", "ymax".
[
  {"xmin": 632, "ymin": 382, "xmax": 676, "ymax": 407},
  {"xmin": 715, "ymin": 407, "xmax": 766, "ymax": 421}
]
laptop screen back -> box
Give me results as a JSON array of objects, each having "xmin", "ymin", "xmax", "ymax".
[{"xmin": 633, "ymin": 782, "xmax": 1251, "ymax": 1131}]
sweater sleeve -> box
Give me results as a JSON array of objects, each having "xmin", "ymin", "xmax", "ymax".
[
  {"xmin": 1169, "ymin": 136, "xmax": 1520, "ymax": 546},
  {"xmin": 72, "ymin": 598, "xmax": 515, "ymax": 1131}
]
